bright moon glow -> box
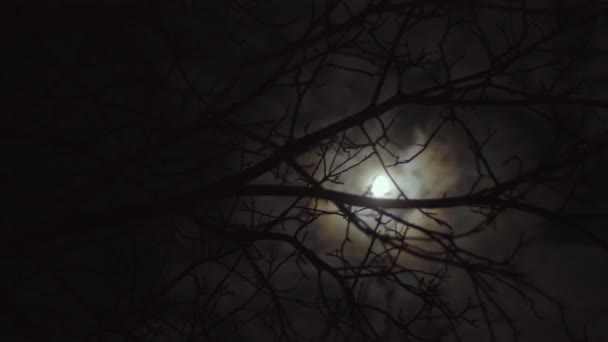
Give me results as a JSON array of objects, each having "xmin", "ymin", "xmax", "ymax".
[{"xmin": 371, "ymin": 175, "xmax": 392, "ymax": 197}]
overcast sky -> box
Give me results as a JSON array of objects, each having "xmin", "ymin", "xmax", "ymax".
[{"xmin": 5, "ymin": 1, "xmax": 608, "ymax": 341}]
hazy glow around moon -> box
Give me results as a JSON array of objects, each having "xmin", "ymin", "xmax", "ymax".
[{"xmin": 371, "ymin": 175, "xmax": 391, "ymax": 197}]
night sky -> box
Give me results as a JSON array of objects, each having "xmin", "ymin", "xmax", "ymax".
[{"xmin": 5, "ymin": 1, "xmax": 608, "ymax": 341}]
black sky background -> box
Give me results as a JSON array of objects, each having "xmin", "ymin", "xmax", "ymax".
[{"xmin": 4, "ymin": 1, "xmax": 608, "ymax": 341}]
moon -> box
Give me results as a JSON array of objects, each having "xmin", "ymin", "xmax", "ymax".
[{"xmin": 371, "ymin": 175, "xmax": 392, "ymax": 197}]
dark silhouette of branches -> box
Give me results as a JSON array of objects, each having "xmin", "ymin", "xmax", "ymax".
[{"xmin": 5, "ymin": 1, "xmax": 608, "ymax": 341}]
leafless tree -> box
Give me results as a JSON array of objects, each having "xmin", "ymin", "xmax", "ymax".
[{"xmin": 6, "ymin": 0, "xmax": 608, "ymax": 341}]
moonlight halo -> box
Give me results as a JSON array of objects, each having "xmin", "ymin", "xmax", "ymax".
[{"xmin": 371, "ymin": 175, "xmax": 392, "ymax": 197}]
